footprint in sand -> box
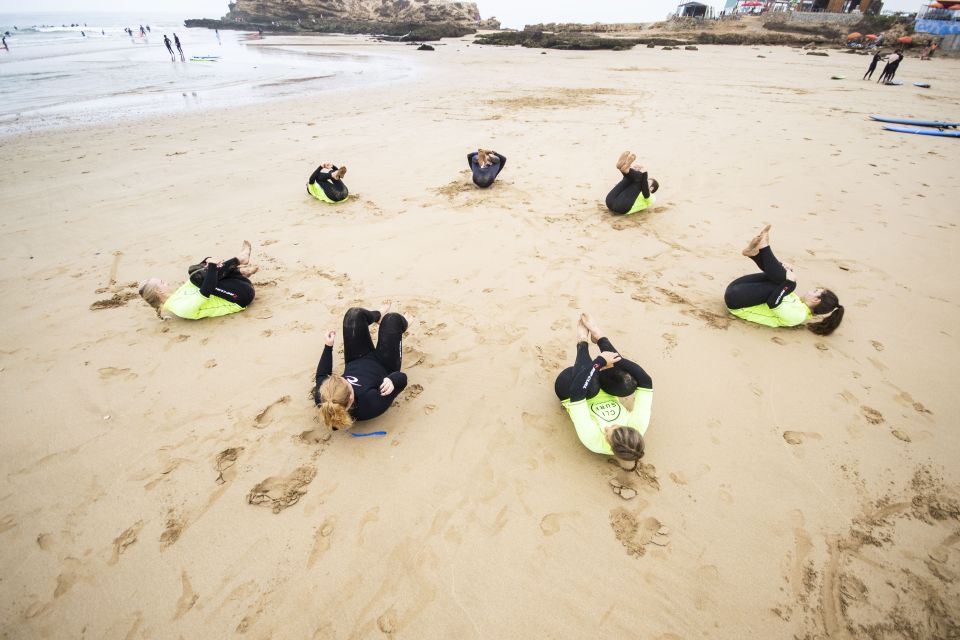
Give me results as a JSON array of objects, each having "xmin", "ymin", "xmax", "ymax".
[
  {"xmin": 377, "ymin": 608, "xmax": 399, "ymax": 634},
  {"xmin": 539, "ymin": 512, "xmax": 577, "ymax": 536},
  {"xmin": 890, "ymin": 429, "xmax": 912, "ymax": 443},
  {"xmin": 253, "ymin": 396, "xmax": 291, "ymax": 429},
  {"xmin": 860, "ymin": 406, "xmax": 884, "ymax": 425},
  {"xmin": 609, "ymin": 478, "xmax": 638, "ymax": 500},
  {"xmin": 160, "ymin": 511, "xmax": 185, "ymax": 550},
  {"xmin": 771, "ymin": 336, "xmax": 786, "ymax": 345},
  {"xmin": 247, "ymin": 466, "xmax": 317, "ymax": 513},
  {"xmin": 870, "ymin": 340, "xmax": 885, "ymax": 352},
  {"xmin": 89, "ymin": 290, "xmax": 139, "ymax": 310},
  {"xmin": 782, "ymin": 431, "xmax": 823, "ymax": 445},
  {"xmin": 173, "ymin": 571, "xmax": 198, "ymax": 620},
  {"xmin": 98, "ymin": 367, "xmax": 138, "ymax": 381},
  {"xmin": 54, "ymin": 557, "xmax": 82, "ymax": 598},
  {"xmin": 608, "ymin": 508, "xmax": 669, "ymax": 557},
  {"xmin": 307, "ymin": 518, "xmax": 336, "ymax": 568},
  {"xmin": 214, "ymin": 447, "xmax": 244, "ymax": 485},
  {"xmin": 108, "ymin": 521, "xmax": 143, "ymax": 565}
]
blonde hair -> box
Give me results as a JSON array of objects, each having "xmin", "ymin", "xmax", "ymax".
[
  {"xmin": 139, "ymin": 280, "xmax": 165, "ymax": 319},
  {"xmin": 609, "ymin": 427, "xmax": 645, "ymax": 471},
  {"xmin": 317, "ymin": 377, "xmax": 354, "ymax": 430}
]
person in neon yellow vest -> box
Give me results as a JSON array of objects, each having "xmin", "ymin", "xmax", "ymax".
[
  {"xmin": 605, "ymin": 151, "xmax": 659, "ymax": 215},
  {"xmin": 139, "ymin": 241, "xmax": 257, "ymax": 320},
  {"xmin": 724, "ymin": 225, "xmax": 844, "ymax": 335},
  {"xmin": 307, "ymin": 163, "xmax": 348, "ymax": 203},
  {"xmin": 555, "ymin": 313, "xmax": 653, "ymax": 470}
]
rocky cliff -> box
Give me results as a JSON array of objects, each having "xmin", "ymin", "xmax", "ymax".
[{"xmin": 224, "ymin": 0, "xmax": 483, "ymax": 25}]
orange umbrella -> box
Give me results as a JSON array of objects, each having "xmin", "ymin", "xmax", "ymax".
[
  {"xmin": 898, "ymin": 36, "xmax": 913, "ymax": 43},
  {"xmin": 928, "ymin": 1, "xmax": 943, "ymax": 6},
  {"xmin": 865, "ymin": 33, "xmax": 878, "ymax": 39},
  {"xmin": 847, "ymin": 32, "xmax": 862, "ymax": 40}
]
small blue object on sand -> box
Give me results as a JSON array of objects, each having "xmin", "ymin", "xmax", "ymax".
[{"xmin": 350, "ymin": 431, "xmax": 387, "ymax": 437}]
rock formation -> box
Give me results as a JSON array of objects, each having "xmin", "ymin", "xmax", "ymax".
[{"xmin": 224, "ymin": 0, "xmax": 484, "ymax": 25}]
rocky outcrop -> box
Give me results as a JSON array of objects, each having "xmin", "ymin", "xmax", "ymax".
[{"xmin": 224, "ymin": 0, "xmax": 482, "ymax": 25}]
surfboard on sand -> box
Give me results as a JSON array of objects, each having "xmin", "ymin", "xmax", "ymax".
[
  {"xmin": 914, "ymin": 82, "xmax": 931, "ymax": 88},
  {"xmin": 870, "ymin": 116, "xmax": 959, "ymax": 128},
  {"xmin": 882, "ymin": 125, "xmax": 960, "ymax": 138}
]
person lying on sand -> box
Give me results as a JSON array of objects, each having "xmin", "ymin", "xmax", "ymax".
[
  {"xmin": 724, "ymin": 225, "xmax": 844, "ymax": 335},
  {"xmin": 555, "ymin": 313, "xmax": 653, "ymax": 470},
  {"xmin": 605, "ymin": 151, "xmax": 659, "ymax": 215},
  {"xmin": 139, "ymin": 241, "xmax": 257, "ymax": 319},
  {"xmin": 307, "ymin": 163, "xmax": 349, "ymax": 203},
  {"xmin": 315, "ymin": 302, "xmax": 409, "ymax": 430},
  {"xmin": 467, "ymin": 148, "xmax": 507, "ymax": 188}
]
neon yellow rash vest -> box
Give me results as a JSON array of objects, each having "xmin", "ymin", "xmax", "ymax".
[
  {"xmin": 307, "ymin": 182, "xmax": 349, "ymax": 204},
  {"xmin": 627, "ymin": 193, "xmax": 656, "ymax": 215},
  {"xmin": 162, "ymin": 282, "xmax": 244, "ymax": 320},
  {"xmin": 560, "ymin": 389, "xmax": 653, "ymax": 455},
  {"xmin": 728, "ymin": 292, "xmax": 812, "ymax": 328}
]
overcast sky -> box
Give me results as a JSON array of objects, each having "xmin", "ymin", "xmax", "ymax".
[{"xmin": 0, "ymin": 0, "xmax": 922, "ymax": 27}]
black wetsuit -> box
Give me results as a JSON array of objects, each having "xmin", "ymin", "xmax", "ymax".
[
  {"xmin": 163, "ymin": 36, "xmax": 174, "ymax": 60},
  {"xmin": 605, "ymin": 168, "xmax": 652, "ymax": 215},
  {"xmin": 467, "ymin": 152, "xmax": 506, "ymax": 188},
  {"xmin": 314, "ymin": 307, "xmax": 408, "ymax": 421},
  {"xmin": 555, "ymin": 338, "xmax": 652, "ymax": 401},
  {"xmin": 187, "ymin": 258, "xmax": 255, "ymax": 307},
  {"xmin": 723, "ymin": 246, "xmax": 796, "ymax": 310},
  {"xmin": 878, "ymin": 54, "xmax": 902, "ymax": 83},
  {"xmin": 863, "ymin": 53, "xmax": 880, "ymax": 80},
  {"xmin": 174, "ymin": 34, "xmax": 184, "ymax": 61},
  {"xmin": 307, "ymin": 165, "xmax": 349, "ymax": 202}
]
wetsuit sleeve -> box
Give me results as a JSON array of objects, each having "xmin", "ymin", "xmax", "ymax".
[
  {"xmin": 467, "ymin": 152, "xmax": 477, "ymax": 169},
  {"xmin": 314, "ymin": 345, "xmax": 333, "ymax": 402},
  {"xmin": 308, "ymin": 165, "xmax": 326, "ymax": 185},
  {"xmin": 492, "ymin": 152, "xmax": 506, "ymax": 170},
  {"xmin": 626, "ymin": 389, "xmax": 653, "ymax": 436},
  {"xmin": 198, "ymin": 263, "xmax": 218, "ymax": 297},
  {"xmin": 386, "ymin": 371, "xmax": 407, "ymax": 395},
  {"xmin": 614, "ymin": 357, "xmax": 653, "ymax": 390},
  {"xmin": 569, "ymin": 356, "xmax": 608, "ymax": 402}
]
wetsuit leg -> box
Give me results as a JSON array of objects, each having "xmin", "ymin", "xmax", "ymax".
[
  {"xmin": 748, "ymin": 246, "xmax": 788, "ymax": 282},
  {"xmin": 318, "ymin": 179, "xmax": 348, "ymax": 202},
  {"xmin": 724, "ymin": 274, "xmax": 781, "ymax": 309},
  {"xmin": 374, "ymin": 312, "xmax": 408, "ymax": 373},
  {"xmin": 605, "ymin": 169, "xmax": 649, "ymax": 214},
  {"xmin": 212, "ymin": 275, "xmax": 255, "ymax": 307},
  {"xmin": 342, "ymin": 307, "xmax": 378, "ymax": 364},
  {"xmin": 555, "ymin": 342, "xmax": 601, "ymax": 400},
  {"xmin": 189, "ymin": 257, "xmax": 240, "ymax": 287}
]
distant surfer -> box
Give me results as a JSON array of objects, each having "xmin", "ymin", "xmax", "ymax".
[
  {"xmin": 2, "ymin": 36, "xmax": 7, "ymax": 52},
  {"xmin": 467, "ymin": 149, "xmax": 506, "ymax": 188},
  {"xmin": 724, "ymin": 225, "xmax": 844, "ymax": 335},
  {"xmin": 215, "ymin": 29, "xmax": 221, "ymax": 45},
  {"xmin": 307, "ymin": 163, "xmax": 349, "ymax": 203},
  {"xmin": 863, "ymin": 51, "xmax": 881, "ymax": 80},
  {"xmin": 163, "ymin": 35, "xmax": 175, "ymax": 61},
  {"xmin": 605, "ymin": 151, "xmax": 659, "ymax": 215},
  {"xmin": 174, "ymin": 33, "xmax": 185, "ymax": 61}
]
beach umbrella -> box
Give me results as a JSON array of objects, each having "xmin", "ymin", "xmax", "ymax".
[
  {"xmin": 898, "ymin": 36, "xmax": 913, "ymax": 43},
  {"xmin": 847, "ymin": 32, "xmax": 862, "ymax": 39},
  {"xmin": 865, "ymin": 33, "xmax": 878, "ymax": 39},
  {"xmin": 928, "ymin": 1, "xmax": 943, "ymax": 6}
]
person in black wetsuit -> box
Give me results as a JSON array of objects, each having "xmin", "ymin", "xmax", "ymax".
[
  {"xmin": 315, "ymin": 303, "xmax": 409, "ymax": 430},
  {"xmin": 605, "ymin": 151, "xmax": 659, "ymax": 215},
  {"xmin": 467, "ymin": 149, "xmax": 506, "ymax": 188},
  {"xmin": 173, "ymin": 33, "xmax": 185, "ymax": 61},
  {"xmin": 877, "ymin": 49, "xmax": 902, "ymax": 84},
  {"xmin": 163, "ymin": 35, "xmax": 175, "ymax": 61},
  {"xmin": 307, "ymin": 163, "xmax": 348, "ymax": 203},
  {"xmin": 863, "ymin": 51, "xmax": 881, "ymax": 80}
]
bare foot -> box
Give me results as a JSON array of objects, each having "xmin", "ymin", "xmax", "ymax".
[
  {"xmin": 580, "ymin": 313, "xmax": 603, "ymax": 344},
  {"xmin": 377, "ymin": 301, "xmax": 392, "ymax": 319},
  {"xmin": 237, "ymin": 240, "xmax": 252, "ymax": 265},
  {"xmin": 625, "ymin": 153, "xmax": 637, "ymax": 170},
  {"xmin": 577, "ymin": 318, "xmax": 590, "ymax": 344},
  {"xmin": 322, "ymin": 162, "xmax": 332, "ymax": 169},
  {"xmin": 758, "ymin": 224, "xmax": 771, "ymax": 250},
  {"xmin": 617, "ymin": 151, "xmax": 631, "ymax": 173},
  {"xmin": 742, "ymin": 225, "xmax": 770, "ymax": 257},
  {"xmin": 333, "ymin": 166, "xmax": 347, "ymax": 180},
  {"xmin": 238, "ymin": 264, "xmax": 259, "ymax": 277}
]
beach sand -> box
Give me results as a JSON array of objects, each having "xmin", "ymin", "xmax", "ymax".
[{"xmin": 1, "ymin": 35, "xmax": 959, "ymax": 638}]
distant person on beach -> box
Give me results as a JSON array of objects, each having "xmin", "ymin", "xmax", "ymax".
[
  {"xmin": 863, "ymin": 51, "xmax": 881, "ymax": 80},
  {"xmin": 258, "ymin": 28, "xmax": 263, "ymax": 37},
  {"xmin": 555, "ymin": 313, "xmax": 653, "ymax": 470},
  {"xmin": 307, "ymin": 163, "xmax": 349, "ymax": 203},
  {"xmin": 216, "ymin": 29, "xmax": 221, "ymax": 45},
  {"xmin": 724, "ymin": 225, "xmax": 844, "ymax": 335},
  {"xmin": 138, "ymin": 241, "xmax": 257, "ymax": 320},
  {"xmin": 2, "ymin": 36, "xmax": 7, "ymax": 52},
  {"xmin": 605, "ymin": 151, "xmax": 659, "ymax": 215},
  {"xmin": 920, "ymin": 43, "xmax": 937, "ymax": 60},
  {"xmin": 174, "ymin": 33, "xmax": 185, "ymax": 61},
  {"xmin": 878, "ymin": 49, "xmax": 903, "ymax": 84},
  {"xmin": 140, "ymin": 25, "xmax": 146, "ymax": 37},
  {"xmin": 467, "ymin": 149, "xmax": 507, "ymax": 188},
  {"xmin": 163, "ymin": 35, "xmax": 175, "ymax": 61},
  {"xmin": 314, "ymin": 303, "xmax": 409, "ymax": 430}
]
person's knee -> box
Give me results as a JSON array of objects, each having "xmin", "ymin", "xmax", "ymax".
[
  {"xmin": 382, "ymin": 312, "xmax": 408, "ymax": 332},
  {"xmin": 344, "ymin": 307, "xmax": 365, "ymax": 324},
  {"xmin": 554, "ymin": 367, "xmax": 574, "ymax": 400}
]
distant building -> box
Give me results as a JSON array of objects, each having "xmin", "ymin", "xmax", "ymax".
[{"xmin": 675, "ymin": 1, "xmax": 710, "ymax": 17}]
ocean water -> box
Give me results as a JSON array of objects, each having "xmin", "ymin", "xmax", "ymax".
[{"xmin": 0, "ymin": 12, "xmax": 415, "ymax": 135}]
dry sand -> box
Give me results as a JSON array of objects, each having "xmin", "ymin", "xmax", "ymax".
[{"xmin": 1, "ymin": 35, "xmax": 959, "ymax": 639}]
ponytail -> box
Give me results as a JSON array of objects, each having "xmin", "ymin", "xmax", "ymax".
[
  {"xmin": 609, "ymin": 427, "xmax": 645, "ymax": 471},
  {"xmin": 317, "ymin": 377, "xmax": 354, "ymax": 430},
  {"xmin": 807, "ymin": 289, "xmax": 843, "ymax": 336}
]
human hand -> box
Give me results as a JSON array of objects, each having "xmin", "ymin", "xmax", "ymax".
[
  {"xmin": 379, "ymin": 378, "xmax": 394, "ymax": 396},
  {"xmin": 205, "ymin": 257, "xmax": 222, "ymax": 266},
  {"xmin": 599, "ymin": 351, "xmax": 621, "ymax": 369},
  {"xmin": 324, "ymin": 330, "xmax": 336, "ymax": 347}
]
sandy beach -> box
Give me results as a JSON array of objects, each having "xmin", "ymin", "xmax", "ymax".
[{"xmin": 1, "ymin": 34, "xmax": 959, "ymax": 638}]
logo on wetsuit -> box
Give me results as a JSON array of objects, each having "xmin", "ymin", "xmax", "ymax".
[
  {"xmin": 591, "ymin": 400, "xmax": 621, "ymax": 422},
  {"xmin": 345, "ymin": 376, "xmax": 360, "ymax": 387}
]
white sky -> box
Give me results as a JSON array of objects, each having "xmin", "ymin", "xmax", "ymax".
[{"xmin": 0, "ymin": 0, "xmax": 923, "ymax": 27}]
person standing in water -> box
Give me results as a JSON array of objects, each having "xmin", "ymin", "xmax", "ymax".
[
  {"xmin": 605, "ymin": 151, "xmax": 659, "ymax": 215},
  {"xmin": 163, "ymin": 35, "xmax": 175, "ymax": 61},
  {"xmin": 467, "ymin": 149, "xmax": 507, "ymax": 188},
  {"xmin": 174, "ymin": 33, "xmax": 185, "ymax": 61}
]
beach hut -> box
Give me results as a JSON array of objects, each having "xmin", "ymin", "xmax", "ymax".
[{"xmin": 676, "ymin": 1, "xmax": 710, "ymax": 17}]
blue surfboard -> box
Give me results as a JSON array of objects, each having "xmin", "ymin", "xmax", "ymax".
[
  {"xmin": 882, "ymin": 125, "xmax": 960, "ymax": 138},
  {"xmin": 871, "ymin": 115, "xmax": 959, "ymax": 128}
]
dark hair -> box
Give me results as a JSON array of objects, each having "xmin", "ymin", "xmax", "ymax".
[
  {"xmin": 650, "ymin": 178, "xmax": 659, "ymax": 194},
  {"xmin": 610, "ymin": 427, "xmax": 645, "ymax": 470},
  {"xmin": 599, "ymin": 368, "xmax": 638, "ymax": 397},
  {"xmin": 808, "ymin": 289, "xmax": 844, "ymax": 336}
]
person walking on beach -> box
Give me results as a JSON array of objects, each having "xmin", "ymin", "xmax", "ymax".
[
  {"xmin": 555, "ymin": 313, "xmax": 653, "ymax": 470},
  {"xmin": 138, "ymin": 241, "xmax": 258, "ymax": 320},
  {"xmin": 2, "ymin": 36, "xmax": 8, "ymax": 52},
  {"xmin": 140, "ymin": 25, "xmax": 146, "ymax": 37},
  {"xmin": 174, "ymin": 33, "xmax": 185, "ymax": 61},
  {"xmin": 605, "ymin": 151, "xmax": 659, "ymax": 215},
  {"xmin": 877, "ymin": 49, "xmax": 903, "ymax": 84},
  {"xmin": 467, "ymin": 149, "xmax": 507, "ymax": 188},
  {"xmin": 863, "ymin": 51, "xmax": 881, "ymax": 80},
  {"xmin": 163, "ymin": 35, "xmax": 175, "ymax": 61},
  {"xmin": 307, "ymin": 163, "xmax": 349, "ymax": 203},
  {"xmin": 314, "ymin": 303, "xmax": 409, "ymax": 430},
  {"xmin": 724, "ymin": 225, "xmax": 844, "ymax": 335},
  {"xmin": 216, "ymin": 29, "xmax": 221, "ymax": 45}
]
